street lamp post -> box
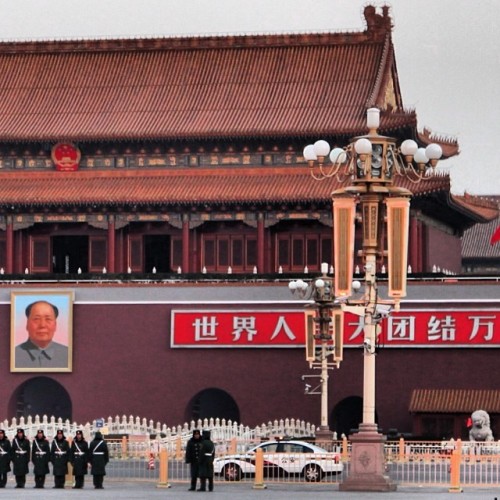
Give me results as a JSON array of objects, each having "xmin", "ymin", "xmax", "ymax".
[
  {"xmin": 303, "ymin": 108, "xmax": 442, "ymax": 491},
  {"xmin": 289, "ymin": 263, "xmax": 343, "ymax": 441}
]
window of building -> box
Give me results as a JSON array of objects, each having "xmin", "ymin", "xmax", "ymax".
[
  {"xmin": 276, "ymin": 233, "xmax": 332, "ymax": 272},
  {"xmin": 202, "ymin": 234, "xmax": 257, "ymax": 272}
]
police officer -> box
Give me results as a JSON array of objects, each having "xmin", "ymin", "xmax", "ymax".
[
  {"xmin": 89, "ymin": 431, "xmax": 109, "ymax": 489},
  {"xmin": 11, "ymin": 428, "xmax": 30, "ymax": 488},
  {"xmin": 50, "ymin": 429, "xmax": 69, "ymax": 488},
  {"xmin": 0, "ymin": 430, "xmax": 11, "ymax": 488},
  {"xmin": 198, "ymin": 430, "xmax": 215, "ymax": 492},
  {"xmin": 70, "ymin": 430, "xmax": 89, "ymax": 489},
  {"xmin": 32, "ymin": 429, "xmax": 50, "ymax": 488},
  {"xmin": 185, "ymin": 429, "xmax": 202, "ymax": 491}
]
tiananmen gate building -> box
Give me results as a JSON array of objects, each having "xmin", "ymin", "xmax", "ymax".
[{"xmin": 0, "ymin": 5, "xmax": 498, "ymax": 440}]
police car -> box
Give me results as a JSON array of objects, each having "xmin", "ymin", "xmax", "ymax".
[{"xmin": 213, "ymin": 439, "xmax": 343, "ymax": 482}]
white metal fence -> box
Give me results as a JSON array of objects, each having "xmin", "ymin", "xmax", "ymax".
[
  {"xmin": 6, "ymin": 415, "xmax": 500, "ymax": 490},
  {"xmin": 1, "ymin": 414, "xmax": 316, "ymax": 444}
]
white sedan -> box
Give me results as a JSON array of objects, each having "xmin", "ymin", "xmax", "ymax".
[{"xmin": 213, "ymin": 439, "xmax": 343, "ymax": 482}]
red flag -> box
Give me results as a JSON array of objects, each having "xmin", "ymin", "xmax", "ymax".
[{"xmin": 491, "ymin": 225, "xmax": 500, "ymax": 245}]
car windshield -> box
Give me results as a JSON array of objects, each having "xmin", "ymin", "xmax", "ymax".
[
  {"xmin": 258, "ymin": 443, "xmax": 279, "ymax": 453},
  {"xmin": 248, "ymin": 441, "xmax": 330, "ymax": 454}
]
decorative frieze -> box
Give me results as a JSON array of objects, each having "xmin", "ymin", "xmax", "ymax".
[
  {"xmin": 0, "ymin": 151, "xmax": 306, "ymax": 171},
  {"xmin": 0, "ymin": 210, "xmax": 328, "ymax": 232},
  {"xmin": 0, "ymin": 158, "xmax": 52, "ymax": 169},
  {"xmin": 275, "ymin": 211, "xmax": 333, "ymax": 227}
]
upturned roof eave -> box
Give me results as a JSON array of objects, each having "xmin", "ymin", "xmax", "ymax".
[{"xmin": 448, "ymin": 193, "xmax": 499, "ymax": 224}]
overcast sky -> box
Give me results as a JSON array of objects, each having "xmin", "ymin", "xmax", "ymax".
[{"xmin": 0, "ymin": 0, "xmax": 498, "ymax": 195}]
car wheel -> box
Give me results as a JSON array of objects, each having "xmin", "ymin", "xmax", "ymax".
[
  {"xmin": 223, "ymin": 463, "xmax": 242, "ymax": 481},
  {"xmin": 303, "ymin": 463, "xmax": 323, "ymax": 482}
]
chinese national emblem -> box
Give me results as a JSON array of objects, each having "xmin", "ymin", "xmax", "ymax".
[{"xmin": 51, "ymin": 143, "xmax": 81, "ymax": 171}]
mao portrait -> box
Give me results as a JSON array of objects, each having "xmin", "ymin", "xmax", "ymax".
[{"xmin": 11, "ymin": 291, "xmax": 73, "ymax": 372}]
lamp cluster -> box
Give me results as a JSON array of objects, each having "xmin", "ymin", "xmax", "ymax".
[
  {"xmin": 303, "ymin": 108, "xmax": 443, "ymax": 184},
  {"xmin": 289, "ymin": 264, "xmax": 334, "ymax": 303}
]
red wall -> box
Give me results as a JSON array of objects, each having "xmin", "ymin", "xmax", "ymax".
[
  {"xmin": 1, "ymin": 299, "xmax": 499, "ymax": 437},
  {"xmin": 0, "ymin": 303, "xmax": 323, "ymax": 427}
]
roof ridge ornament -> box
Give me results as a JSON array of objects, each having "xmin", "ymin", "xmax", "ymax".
[{"xmin": 363, "ymin": 5, "xmax": 393, "ymax": 34}]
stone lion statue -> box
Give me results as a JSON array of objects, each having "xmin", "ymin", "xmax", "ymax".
[{"xmin": 469, "ymin": 409, "xmax": 494, "ymax": 442}]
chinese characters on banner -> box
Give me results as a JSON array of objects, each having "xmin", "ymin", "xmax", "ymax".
[
  {"xmin": 170, "ymin": 309, "xmax": 500, "ymax": 348},
  {"xmin": 171, "ymin": 310, "xmax": 303, "ymax": 347}
]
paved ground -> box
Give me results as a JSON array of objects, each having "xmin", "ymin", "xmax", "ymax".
[{"xmin": 3, "ymin": 481, "xmax": 500, "ymax": 499}]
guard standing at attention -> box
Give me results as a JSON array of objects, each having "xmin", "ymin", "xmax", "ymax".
[
  {"xmin": 32, "ymin": 429, "xmax": 50, "ymax": 488},
  {"xmin": 50, "ymin": 429, "xmax": 70, "ymax": 488},
  {"xmin": 11, "ymin": 428, "xmax": 30, "ymax": 488},
  {"xmin": 198, "ymin": 430, "xmax": 215, "ymax": 492},
  {"xmin": 89, "ymin": 431, "xmax": 109, "ymax": 489},
  {"xmin": 0, "ymin": 430, "xmax": 11, "ymax": 488},
  {"xmin": 185, "ymin": 429, "xmax": 202, "ymax": 491},
  {"xmin": 70, "ymin": 430, "xmax": 89, "ymax": 489}
]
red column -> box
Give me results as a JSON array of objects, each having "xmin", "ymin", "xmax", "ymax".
[
  {"xmin": 418, "ymin": 221, "xmax": 426, "ymax": 272},
  {"xmin": 115, "ymin": 230, "xmax": 123, "ymax": 273},
  {"xmin": 107, "ymin": 215, "xmax": 116, "ymax": 273},
  {"xmin": 182, "ymin": 215, "xmax": 190, "ymax": 273},
  {"xmin": 14, "ymin": 225, "xmax": 24, "ymax": 274},
  {"xmin": 409, "ymin": 215, "xmax": 419, "ymax": 273},
  {"xmin": 257, "ymin": 213, "xmax": 265, "ymax": 274},
  {"xmin": 5, "ymin": 216, "xmax": 13, "ymax": 274}
]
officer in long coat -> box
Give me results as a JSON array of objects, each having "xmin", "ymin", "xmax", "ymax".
[
  {"xmin": 88, "ymin": 431, "xmax": 109, "ymax": 489},
  {"xmin": 185, "ymin": 429, "xmax": 202, "ymax": 491},
  {"xmin": 11, "ymin": 428, "xmax": 30, "ymax": 488},
  {"xmin": 70, "ymin": 430, "xmax": 89, "ymax": 489},
  {"xmin": 32, "ymin": 429, "xmax": 50, "ymax": 488},
  {"xmin": 50, "ymin": 429, "xmax": 70, "ymax": 488},
  {"xmin": 198, "ymin": 430, "xmax": 215, "ymax": 492},
  {"xmin": 0, "ymin": 430, "xmax": 11, "ymax": 488}
]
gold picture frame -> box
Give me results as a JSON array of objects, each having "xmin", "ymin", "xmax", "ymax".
[{"xmin": 10, "ymin": 291, "xmax": 74, "ymax": 373}]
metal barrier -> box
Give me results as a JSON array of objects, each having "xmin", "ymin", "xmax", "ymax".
[
  {"xmin": 387, "ymin": 454, "xmax": 451, "ymax": 487},
  {"xmin": 101, "ymin": 435, "xmax": 500, "ymax": 491}
]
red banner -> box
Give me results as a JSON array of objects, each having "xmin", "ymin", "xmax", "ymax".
[
  {"xmin": 171, "ymin": 309, "xmax": 500, "ymax": 348},
  {"xmin": 171, "ymin": 310, "xmax": 305, "ymax": 347}
]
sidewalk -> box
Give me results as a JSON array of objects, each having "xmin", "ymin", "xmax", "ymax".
[{"xmin": 3, "ymin": 482, "xmax": 499, "ymax": 499}]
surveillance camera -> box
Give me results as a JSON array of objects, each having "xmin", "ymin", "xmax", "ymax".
[
  {"xmin": 305, "ymin": 384, "xmax": 311, "ymax": 393},
  {"xmin": 375, "ymin": 304, "xmax": 392, "ymax": 318},
  {"xmin": 363, "ymin": 338, "xmax": 375, "ymax": 353}
]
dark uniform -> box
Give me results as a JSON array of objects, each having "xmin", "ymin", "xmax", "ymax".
[
  {"xmin": 0, "ymin": 430, "xmax": 11, "ymax": 488},
  {"xmin": 11, "ymin": 428, "xmax": 30, "ymax": 488},
  {"xmin": 89, "ymin": 431, "xmax": 109, "ymax": 489},
  {"xmin": 198, "ymin": 430, "xmax": 215, "ymax": 492},
  {"xmin": 185, "ymin": 429, "xmax": 202, "ymax": 491},
  {"xmin": 70, "ymin": 430, "xmax": 89, "ymax": 489},
  {"xmin": 50, "ymin": 430, "xmax": 70, "ymax": 488},
  {"xmin": 32, "ymin": 430, "xmax": 50, "ymax": 488}
]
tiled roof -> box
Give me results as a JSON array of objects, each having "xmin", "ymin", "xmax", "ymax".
[
  {"xmin": 462, "ymin": 196, "xmax": 500, "ymax": 257},
  {"xmin": 409, "ymin": 389, "xmax": 500, "ymax": 413},
  {"xmin": 0, "ymin": 167, "xmax": 452, "ymax": 207},
  {"xmin": 0, "ymin": 14, "xmax": 416, "ymax": 143}
]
